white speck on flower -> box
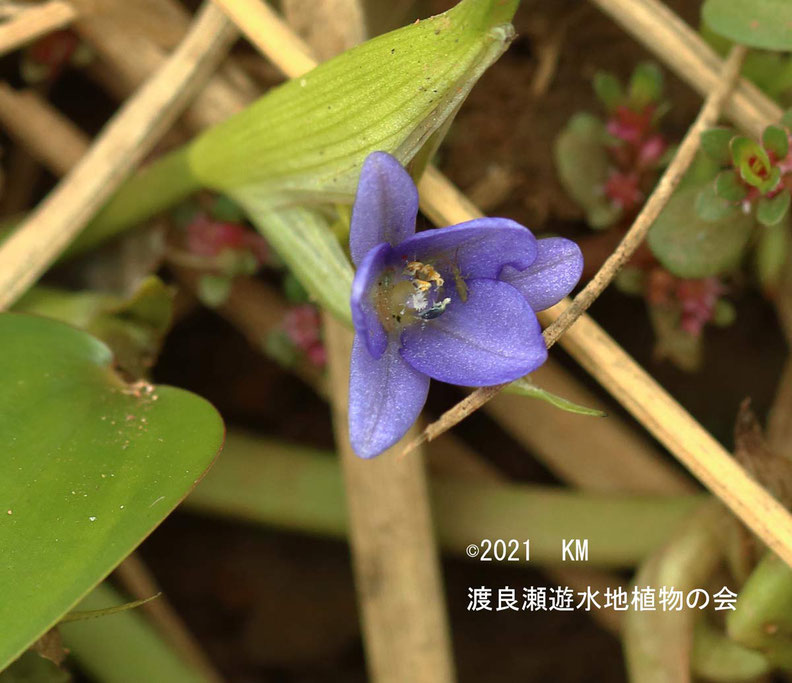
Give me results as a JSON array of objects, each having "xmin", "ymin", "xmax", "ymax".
[{"xmin": 409, "ymin": 290, "xmax": 428, "ymax": 311}]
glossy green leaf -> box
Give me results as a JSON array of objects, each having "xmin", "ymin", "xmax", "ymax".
[
  {"xmin": 696, "ymin": 183, "xmax": 738, "ymax": 221},
  {"xmin": 505, "ymin": 378, "xmax": 606, "ymax": 417},
  {"xmin": 628, "ymin": 62, "xmax": 663, "ymax": 108},
  {"xmin": 554, "ymin": 113, "xmax": 621, "ymax": 229},
  {"xmin": 702, "ymin": 0, "xmax": 792, "ymax": 51},
  {"xmin": 757, "ymin": 189, "xmax": 791, "ymax": 226},
  {"xmin": 763, "ymin": 124, "xmax": 789, "ymax": 159},
  {"xmin": 648, "ymin": 186, "xmax": 754, "ymax": 278},
  {"xmin": 0, "ymin": 314, "xmax": 224, "ymax": 671},
  {"xmin": 714, "ymin": 169, "xmax": 748, "ymax": 201},
  {"xmin": 189, "ymin": 0, "xmax": 518, "ymax": 205},
  {"xmin": 593, "ymin": 71, "xmax": 623, "ymax": 111},
  {"xmin": 700, "ymin": 127, "xmax": 735, "ymax": 166}
]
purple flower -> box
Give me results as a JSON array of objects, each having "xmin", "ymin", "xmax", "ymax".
[{"xmin": 349, "ymin": 152, "xmax": 583, "ymax": 458}]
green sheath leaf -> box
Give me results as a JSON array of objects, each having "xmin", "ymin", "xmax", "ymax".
[{"xmin": 189, "ymin": 0, "xmax": 518, "ymax": 205}]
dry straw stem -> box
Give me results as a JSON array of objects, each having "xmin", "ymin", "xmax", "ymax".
[
  {"xmin": 72, "ymin": 0, "xmax": 256, "ymax": 130},
  {"xmin": 590, "ymin": 0, "xmax": 781, "ymax": 140},
  {"xmin": 0, "ymin": 2, "xmax": 236, "ymax": 311},
  {"xmin": 0, "ymin": 85, "xmax": 88, "ymax": 176},
  {"xmin": 324, "ymin": 314, "xmax": 455, "ymax": 683},
  {"xmin": 0, "ymin": 0, "xmax": 77, "ymax": 57},
  {"xmin": 404, "ymin": 45, "xmax": 746, "ymax": 455}
]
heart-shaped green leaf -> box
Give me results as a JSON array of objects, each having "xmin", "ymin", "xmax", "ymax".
[
  {"xmin": 0, "ymin": 314, "xmax": 224, "ymax": 671},
  {"xmin": 554, "ymin": 113, "xmax": 621, "ymax": 229},
  {"xmin": 702, "ymin": 0, "xmax": 792, "ymax": 51},
  {"xmin": 648, "ymin": 186, "xmax": 755, "ymax": 278}
]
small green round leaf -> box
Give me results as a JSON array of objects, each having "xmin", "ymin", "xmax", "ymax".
[
  {"xmin": 763, "ymin": 125, "xmax": 790, "ymax": 159},
  {"xmin": 554, "ymin": 113, "xmax": 621, "ymax": 229},
  {"xmin": 648, "ymin": 186, "xmax": 755, "ymax": 278},
  {"xmin": 757, "ymin": 190, "xmax": 791, "ymax": 226},
  {"xmin": 0, "ymin": 314, "xmax": 224, "ymax": 670},
  {"xmin": 628, "ymin": 62, "xmax": 663, "ymax": 108},
  {"xmin": 696, "ymin": 184, "xmax": 738, "ymax": 221},
  {"xmin": 700, "ymin": 127, "xmax": 736, "ymax": 166},
  {"xmin": 593, "ymin": 71, "xmax": 623, "ymax": 111},
  {"xmin": 702, "ymin": 0, "xmax": 792, "ymax": 51},
  {"xmin": 715, "ymin": 170, "xmax": 748, "ymax": 202}
]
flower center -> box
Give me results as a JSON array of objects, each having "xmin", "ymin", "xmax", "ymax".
[{"xmin": 373, "ymin": 260, "xmax": 452, "ymax": 331}]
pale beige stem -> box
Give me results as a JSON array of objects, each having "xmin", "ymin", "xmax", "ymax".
[
  {"xmin": 0, "ymin": 0, "xmax": 77, "ymax": 57},
  {"xmin": 0, "ymin": 2, "xmax": 237, "ymax": 310},
  {"xmin": 324, "ymin": 314, "xmax": 455, "ymax": 683},
  {"xmin": 0, "ymin": 84, "xmax": 88, "ymax": 175},
  {"xmin": 72, "ymin": 0, "xmax": 254, "ymax": 130}
]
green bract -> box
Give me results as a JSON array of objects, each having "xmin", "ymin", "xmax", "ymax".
[
  {"xmin": 505, "ymin": 378, "xmax": 605, "ymax": 417},
  {"xmin": 702, "ymin": 0, "xmax": 792, "ymax": 51},
  {"xmin": 0, "ymin": 314, "xmax": 224, "ymax": 671}
]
